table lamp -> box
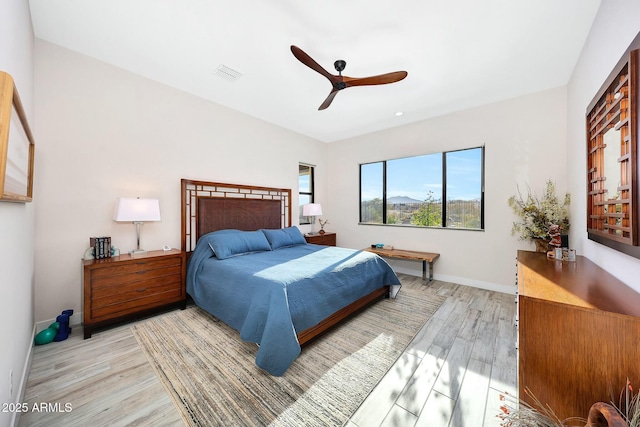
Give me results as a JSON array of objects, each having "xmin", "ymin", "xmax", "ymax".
[
  {"xmin": 302, "ymin": 203, "xmax": 322, "ymax": 235},
  {"xmin": 113, "ymin": 197, "xmax": 161, "ymax": 255}
]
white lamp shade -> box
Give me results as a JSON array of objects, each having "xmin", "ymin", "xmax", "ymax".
[
  {"xmin": 302, "ymin": 203, "xmax": 323, "ymax": 216},
  {"xmin": 113, "ymin": 198, "xmax": 161, "ymax": 222}
]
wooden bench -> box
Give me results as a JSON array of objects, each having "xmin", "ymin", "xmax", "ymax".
[{"xmin": 363, "ymin": 247, "xmax": 440, "ymax": 283}]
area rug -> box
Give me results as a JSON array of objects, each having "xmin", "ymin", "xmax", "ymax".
[{"xmin": 131, "ymin": 281, "xmax": 445, "ymax": 427}]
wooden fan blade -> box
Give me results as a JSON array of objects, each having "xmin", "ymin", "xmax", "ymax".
[
  {"xmin": 344, "ymin": 71, "xmax": 408, "ymax": 87},
  {"xmin": 318, "ymin": 89, "xmax": 339, "ymax": 110},
  {"xmin": 291, "ymin": 45, "xmax": 335, "ymax": 81}
]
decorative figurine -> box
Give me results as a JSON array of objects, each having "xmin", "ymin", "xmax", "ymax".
[
  {"xmin": 318, "ymin": 219, "xmax": 330, "ymax": 234},
  {"xmin": 548, "ymin": 223, "xmax": 562, "ymax": 247}
]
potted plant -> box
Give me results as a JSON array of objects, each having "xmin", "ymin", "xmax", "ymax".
[{"xmin": 508, "ymin": 180, "xmax": 570, "ymax": 252}]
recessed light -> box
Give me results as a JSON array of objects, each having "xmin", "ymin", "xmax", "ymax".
[{"xmin": 395, "ymin": 111, "xmax": 404, "ymax": 117}]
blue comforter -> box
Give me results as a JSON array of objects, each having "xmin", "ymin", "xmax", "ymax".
[{"xmin": 186, "ymin": 241, "xmax": 401, "ymax": 376}]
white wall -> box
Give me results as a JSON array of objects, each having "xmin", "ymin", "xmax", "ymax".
[
  {"xmin": 33, "ymin": 40, "xmax": 327, "ymax": 326},
  {"xmin": 327, "ymin": 87, "xmax": 569, "ymax": 293},
  {"xmin": 567, "ymin": 0, "xmax": 640, "ymax": 292},
  {"xmin": 0, "ymin": 2, "xmax": 35, "ymax": 426}
]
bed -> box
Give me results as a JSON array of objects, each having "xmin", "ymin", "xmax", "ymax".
[{"xmin": 181, "ymin": 179, "xmax": 401, "ymax": 375}]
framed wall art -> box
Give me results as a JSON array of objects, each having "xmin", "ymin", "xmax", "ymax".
[
  {"xmin": 586, "ymin": 31, "xmax": 640, "ymax": 258},
  {"xmin": 0, "ymin": 71, "xmax": 35, "ymax": 203}
]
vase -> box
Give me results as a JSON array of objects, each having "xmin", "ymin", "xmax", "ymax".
[
  {"xmin": 586, "ymin": 402, "xmax": 627, "ymax": 427},
  {"xmin": 533, "ymin": 239, "xmax": 550, "ymax": 253}
]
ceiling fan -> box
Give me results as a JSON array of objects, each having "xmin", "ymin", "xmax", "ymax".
[{"xmin": 291, "ymin": 45, "xmax": 408, "ymax": 110}]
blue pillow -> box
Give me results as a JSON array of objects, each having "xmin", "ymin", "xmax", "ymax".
[
  {"xmin": 203, "ymin": 229, "xmax": 272, "ymax": 259},
  {"xmin": 261, "ymin": 227, "xmax": 307, "ymax": 250}
]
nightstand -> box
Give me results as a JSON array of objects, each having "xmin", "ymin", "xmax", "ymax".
[
  {"xmin": 305, "ymin": 232, "xmax": 336, "ymax": 246},
  {"xmin": 82, "ymin": 249, "xmax": 186, "ymax": 338}
]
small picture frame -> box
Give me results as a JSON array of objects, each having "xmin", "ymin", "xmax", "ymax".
[{"xmin": 0, "ymin": 71, "xmax": 35, "ymax": 203}]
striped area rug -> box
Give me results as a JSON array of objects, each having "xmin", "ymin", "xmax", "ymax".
[{"xmin": 131, "ymin": 280, "xmax": 445, "ymax": 427}]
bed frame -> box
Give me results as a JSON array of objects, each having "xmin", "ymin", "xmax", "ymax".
[{"xmin": 181, "ymin": 179, "xmax": 389, "ymax": 345}]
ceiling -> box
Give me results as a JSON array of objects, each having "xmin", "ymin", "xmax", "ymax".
[{"xmin": 28, "ymin": 0, "xmax": 600, "ymax": 143}]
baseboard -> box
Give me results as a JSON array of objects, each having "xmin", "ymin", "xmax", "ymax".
[
  {"xmin": 392, "ymin": 266, "xmax": 515, "ymax": 295},
  {"xmin": 11, "ymin": 324, "xmax": 35, "ymax": 427}
]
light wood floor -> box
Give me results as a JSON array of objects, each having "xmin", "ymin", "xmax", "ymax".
[
  {"xmin": 18, "ymin": 274, "xmax": 517, "ymax": 427},
  {"xmin": 347, "ymin": 275, "xmax": 517, "ymax": 427}
]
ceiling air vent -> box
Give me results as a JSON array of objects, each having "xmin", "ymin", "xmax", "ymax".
[{"xmin": 213, "ymin": 64, "xmax": 242, "ymax": 82}]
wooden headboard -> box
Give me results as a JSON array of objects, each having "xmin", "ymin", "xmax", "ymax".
[{"xmin": 181, "ymin": 179, "xmax": 292, "ymax": 253}]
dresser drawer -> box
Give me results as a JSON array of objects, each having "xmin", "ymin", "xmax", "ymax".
[
  {"xmin": 90, "ymin": 277, "xmax": 183, "ymax": 320},
  {"xmin": 89, "ymin": 256, "xmax": 181, "ymax": 279},
  {"xmin": 90, "ymin": 264, "xmax": 182, "ymax": 289},
  {"xmin": 91, "ymin": 272, "xmax": 182, "ymax": 305}
]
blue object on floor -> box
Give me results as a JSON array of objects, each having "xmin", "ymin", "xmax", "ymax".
[
  {"xmin": 34, "ymin": 309, "xmax": 74, "ymax": 345},
  {"xmin": 53, "ymin": 309, "xmax": 74, "ymax": 342}
]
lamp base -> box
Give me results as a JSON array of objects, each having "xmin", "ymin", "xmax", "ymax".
[{"xmin": 130, "ymin": 249, "xmax": 148, "ymax": 257}]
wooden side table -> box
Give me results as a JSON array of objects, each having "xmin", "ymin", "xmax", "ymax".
[
  {"xmin": 305, "ymin": 232, "xmax": 336, "ymax": 246},
  {"xmin": 363, "ymin": 247, "xmax": 440, "ymax": 283},
  {"xmin": 82, "ymin": 248, "xmax": 186, "ymax": 338}
]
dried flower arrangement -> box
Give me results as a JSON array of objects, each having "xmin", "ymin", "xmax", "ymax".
[
  {"xmin": 498, "ymin": 381, "xmax": 639, "ymax": 427},
  {"xmin": 498, "ymin": 388, "xmax": 584, "ymax": 427},
  {"xmin": 508, "ymin": 180, "xmax": 570, "ymax": 246},
  {"xmin": 616, "ymin": 379, "xmax": 640, "ymax": 427}
]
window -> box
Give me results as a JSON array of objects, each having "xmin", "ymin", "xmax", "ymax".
[
  {"xmin": 299, "ymin": 163, "xmax": 315, "ymax": 224},
  {"xmin": 445, "ymin": 149, "xmax": 484, "ymax": 229},
  {"xmin": 360, "ymin": 162, "xmax": 384, "ymax": 223},
  {"xmin": 360, "ymin": 147, "xmax": 484, "ymax": 230}
]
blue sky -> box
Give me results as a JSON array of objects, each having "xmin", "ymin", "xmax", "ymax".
[{"xmin": 361, "ymin": 147, "xmax": 482, "ymax": 202}]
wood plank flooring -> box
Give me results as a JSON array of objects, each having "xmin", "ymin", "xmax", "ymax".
[
  {"xmin": 347, "ymin": 275, "xmax": 517, "ymax": 427},
  {"xmin": 18, "ymin": 274, "xmax": 516, "ymax": 427}
]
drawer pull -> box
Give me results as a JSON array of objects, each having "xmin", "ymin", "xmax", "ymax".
[{"xmin": 136, "ymin": 288, "xmax": 147, "ymax": 293}]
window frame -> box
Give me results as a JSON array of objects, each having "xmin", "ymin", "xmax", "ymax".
[
  {"xmin": 299, "ymin": 163, "xmax": 315, "ymax": 225},
  {"xmin": 359, "ymin": 146, "xmax": 485, "ymax": 230}
]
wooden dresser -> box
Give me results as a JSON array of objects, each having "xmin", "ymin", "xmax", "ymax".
[
  {"xmin": 517, "ymin": 250, "xmax": 640, "ymax": 421},
  {"xmin": 82, "ymin": 249, "xmax": 186, "ymax": 338}
]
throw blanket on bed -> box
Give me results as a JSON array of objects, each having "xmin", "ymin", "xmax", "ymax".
[{"xmin": 186, "ymin": 230, "xmax": 401, "ymax": 376}]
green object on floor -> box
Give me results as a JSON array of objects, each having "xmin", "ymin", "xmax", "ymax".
[{"xmin": 34, "ymin": 328, "xmax": 56, "ymax": 345}]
